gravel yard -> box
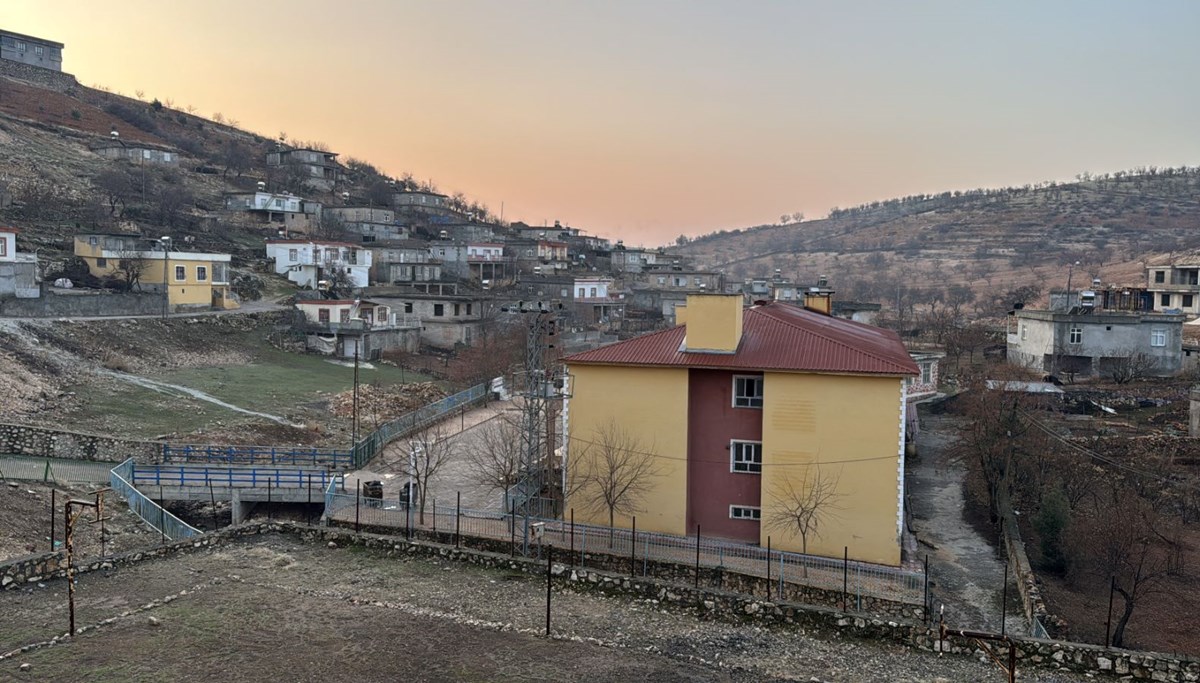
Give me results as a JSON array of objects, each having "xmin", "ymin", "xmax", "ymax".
[{"xmin": 0, "ymin": 534, "xmax": 1094, "ymax": 682}]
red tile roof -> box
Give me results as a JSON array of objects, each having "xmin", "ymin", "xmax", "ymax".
[{"xmin": 565, "ymin": 301, "xmax": 919, "ymax": 376}]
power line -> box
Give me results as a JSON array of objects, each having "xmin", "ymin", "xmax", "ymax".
[{"xmin": 564, "ymin": 434, "xmax": 900, "ymax": 468}]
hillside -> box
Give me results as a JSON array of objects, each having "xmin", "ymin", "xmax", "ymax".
[{"xmin": 675, "ymin": 169, "xmax": 1200, "ymax": 311}]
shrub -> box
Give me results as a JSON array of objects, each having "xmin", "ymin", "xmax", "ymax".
[
  {"xmin": 1033, "ymin": 488, "xmax": 1071, "ymax": 574},
  {"xmin": 70, "ymin": 109, "xmax": 81, "ymax": 120}
]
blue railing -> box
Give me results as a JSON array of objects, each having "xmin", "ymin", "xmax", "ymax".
[
  {"xmin": 350, "ymin": 383, "xmax": 489, "ymax": 468},
  {"xmin": 162, "ymin": 444, "xmax": 352, "ymax": 469},
  {"xmin": 109, "ymin": 459, "xmax": 201, "ymax": 541},
  {"xmin": 132, "ymin": 464, "xmax": 337, "ymax": 490}
]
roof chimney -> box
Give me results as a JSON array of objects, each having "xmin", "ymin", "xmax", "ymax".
[
  {"xmin": 804, "ymin": 287, "xmax": 833, "ymax": 315},
  {"xmin": 683, "ymin": 293, "xmax": 743, "ymax": 353}
]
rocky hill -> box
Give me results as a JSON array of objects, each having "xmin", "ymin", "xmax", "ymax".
[{"xmin": 675, "ymin": 169, "xmax": 1200, "ymax": 311}]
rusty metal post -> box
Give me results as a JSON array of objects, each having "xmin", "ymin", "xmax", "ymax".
[
  {"xmin": 766, "ymin": 536, "xmax": 772, "ymax": 600},
  {"xmin": 455, "ymin": 491, "xmax": 461, "ymax": 548},
  {"xmin": 630, "ymin": 516, "xmax": 636, "ymax": 577},
  {"xmin": 1001, "ymin": 560, "xmax": 1009, "ymax": 636},
  {"xmin": 50, "ymin": 489, "xmax": 56, "ymax": 551},
  {"xmin": 355, "ymin": 483, "xmax": 361, "ymax": 533},
  {"xmin": 1105, "ymin": 575, "xmax": 1116, "ymax": 648},
  {"xmin": 843, "ymin": 546, "xmax": 849, "ymax": 611},
  {"xmin": 545, "ymin": 544, "xmax": 553, "ymax": 636},
  {"xmin": 695, "ymin": 524, "xmax": 701, "ymax": 588},
  {"xmin": 569, "ymin": 508, "xmax": 575, "ymax": 567}
]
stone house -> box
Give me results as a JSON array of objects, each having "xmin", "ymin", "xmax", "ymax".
[
  {"xmin": 0, "ymin": 227, "xmax": 39, "ymax": 299},
  {"xmin": 0, "ymin": 30, "xmax": 63, "ymax": 71}
]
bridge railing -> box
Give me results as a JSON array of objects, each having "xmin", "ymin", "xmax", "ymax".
[
  {"xmin": 132, "ymin": 464, "xmax": 338, "ymax": 490},
  {"xmin": 162, "ymin": 444, "xmax": 352, "ymax": 469},
  {"xmin": 109, "ymin": 459, "xmax": 201, "ymax": 541},
  {"xmin": 350, "ymin": 382, "xmax": 489, "ymax": 468}
]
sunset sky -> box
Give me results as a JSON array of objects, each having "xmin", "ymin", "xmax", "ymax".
[{"xmin": 8, "ymin": 1, "xmax": 1200, "ymax": 245}]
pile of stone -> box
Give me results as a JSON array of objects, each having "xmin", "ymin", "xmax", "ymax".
[{"xmin": 329, "ymin": 382, "xmax": 445, "ymax": 421}]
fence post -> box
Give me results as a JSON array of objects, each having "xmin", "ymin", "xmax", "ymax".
[
  {"xmin": 1001, "ymin": 560, "xmax": 1009, "ymax": 637},
  {"xmin": 455, "ymin": 491, "xmax": 461, "ymax": 548},
  {"xmin": 406, "ymin": 492, "xmax": 412, "ymax": 541},
  {"xmin": 267, "ymin": 479, "xmax": 273, "ymax": 520},
  {"xmin": 307, "ymin": 474, "xmax": 313, "ymax": 526},
  {"xmin": 50, "ymin": 489, "xmax": 56, "ymax": 551},
  {"xmin": 766, "ymin": 536, "xmax": 772, "ymax": 600},
  {"xmin": 1105, "ymin": 575, "xmax": 1116, "ymax": 648},
  {"xmin": 842, "ymin": 546, "xmax": 849, "ymax": 612},
  {"xmin": 432, "ymin": 498, "xmax": 437, "ymax": 537},
  {"xmin": 510, "ymin": 509, "xmax": 516, "ymax": 557},
  {"xmin": 778, "ymin": 553, "xmax": 784, "ymax": 601},
  {"xmin": 924, "ymin": 554, "xmax": 930, "ymax": 624},
  {"xmin": 209, "ymin": 479, "xmax": 218, "ymax": 531},
  {"xmin": 545, "ymin": 544, "xmax": 553, "ymax": 637},
  {"xmin": 355, "ymin": 483, "xmax": 361, "ymax": 534},
  {"xmin": 159, "ymin": 486, "xmax": 166, "ymax": 546},
  {"xmin": 630, "ymin": 516, "xmax": 636, "ymax": 577},
  {"xmin": 569, "ymin": 508, "xmax": 575, "ymax": 567},
  {"xmin": 695, "ymin": 524, "xmax": 701, "ymax": 588}
]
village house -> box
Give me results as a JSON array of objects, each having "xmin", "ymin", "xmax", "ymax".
[
  {"xmin": 370, "ymin": 291, "xmax": 494, "ymax": 349},
  {"xmin": 293, "ymin": 298, "xmax": 420, "ymax": 359},
  {"xmin": 266, "ymin": 147, "xmax": 343, "ymax": 190},
  {"xmin": 1007, "ymin": 308, "xmax": 1186, "ymax": 378},
  {"xmin": 1145, "ymin": 256, "xmax": 1200, "ymax": 316},
  {"xmin": 435, "ymin": 222, "xmax": 497, "ymax": 243},
  {"xmin": 91, "ymin": 139, "xmax": 180, "ymax": 166},
  {"xmin": 74, "ymin": 233, "xmax": 237, "ymax": 311},
  {"xmin": 0, "ymin": 29, "xmax": 63, "ymax": 71},
  {"xmin": 563, "ymin": 293, "xmax": 918, "ymax": 566},
  {"xmin": 393, "ymin": 190, "xmax": 457, "ymax": 218},
  {"xmin": 0, "ymin": 227, "xmax": 39, "ymax": 299},
  {"xmin": 224, "ymin": 190, "xmax": 320, "ymax": 234},
  {"xmin": 466, "ymin": 242, "xmax": 510, "ymax": 283},
  {"xmin": 265, "ymin": 239, "xmax": 371, "ymax": 289},
  {"xmin": 636, "ymin": 266, "xmax": 725, "ymax": 292},
  {"xmin": 505, "ymin": 238, "xmax": 569, "ymax": 274},
  {"xmin": 571, "ymin": 276, "xmax": 624, "ymax": 326},
  {"xmin": 369, "ymin": 240, "xmax": 441, "ymax": 285}
]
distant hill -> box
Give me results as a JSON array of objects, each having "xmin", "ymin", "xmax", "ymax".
[{"xmin": 674, "ymin": 169, "xmax": 1200, "ymax": 313}]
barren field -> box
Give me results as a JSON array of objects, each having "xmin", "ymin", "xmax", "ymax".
[
  {"xmin": 0, "ymin": 481, "xmax": 156, "ymax": 563},
  {"xmin": 0, "ymin": 534, "xmax": 1094, "ymax": 682}
]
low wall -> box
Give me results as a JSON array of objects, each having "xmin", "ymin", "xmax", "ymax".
[
  {"xmin": 0, "ymin": 290, "xmax": 163, "ymax": 317},
  {"xmin": 0, "ymin": 423, "xmax": 162, "ymax": 462},
  {"xmin": 1001, "ymin": 497, "xmax": 1069, "ymax": 638},
  {"xmin": 3, "ymin": 522, "xmax": 1198, "ymax": 681}
]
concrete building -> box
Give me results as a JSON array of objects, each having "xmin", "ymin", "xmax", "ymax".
[
  {"xmin": 74, "ymin": 234, "xmax": 236, "ymax": 311},
  {"xmin": 1007, "ymin": 309, "xmax": 1186, "ymax": 378},
  {"xmin": 571, "ymin": 276, "xmax": 624, "ymax": 325},
  {"xmin": 371, "ymin": 292, "xmax": 495, "ymax": 349},
  {"xmin": 563, "ymin": 294, "xmax": 918, "ymax": 565},
  {"xmin": 224, "ymin": 192, "xmax": 321, "ymax": 235},
  {"xmin": 0, "ymin": 30, "xmax": 63, "ymax": 71},
  {"xmin": 369, "ymin": 241, "xmax": 440, "ymax": 285},
  {"xmin": 1146, "ymin": 257, "xmax": 1200, "ymax": 316},
  {"xmin": 91, "ymin": 140, "xmax": 180, "ymax": 166},
  {"xmin": 0, "ymin": 227, "xmax": 39, "ymax": 299},
  {"xmin": 266, "ymin": 148, "xmax": 342, "ymax": 190},
  {"xmin": 293, "ymin": 299, "xmax": 420, "ymax": 358},
  {"xmin": 265, "ymin": 239, "xmax": 371, "ymax": 289}
]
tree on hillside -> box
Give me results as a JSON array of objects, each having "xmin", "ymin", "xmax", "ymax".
[
  {"xmin": 222, "ymin": 141, "xmax": 253, "ymax": 178},
  {"xmin": 116, "ymin": 249, "xmax": 148, "ymax": 291},
  {"xmin": 315, "ymin": 212, "xmax": 346, "ymax": 241},
  {"xmin": 94, "ymin": 168, "xmax": 136, "ymax": 217}
]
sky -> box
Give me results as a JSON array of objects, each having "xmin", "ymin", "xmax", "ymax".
[{"xmin": 7, "ymin": 1, "xmax": 1200, "ymax": 245}]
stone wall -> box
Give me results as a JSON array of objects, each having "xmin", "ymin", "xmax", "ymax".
[
  {"xmin": 0, "ymin": 423, "xmax": 162, "ymax": 462},
  {"xmin": 1001, "ymin": 498, "xmax": 1069, "ymax": 638},
  {"xmin": 0, "ymin": 290, "xmax": 163, "ymax": 317},
  {"xmin": 3, "ymin": 522, "xmax": 1198, "ymax": 681},
  {"xmin": 0, "ymin": 58, "xmax": 78, "ymax": 91}
]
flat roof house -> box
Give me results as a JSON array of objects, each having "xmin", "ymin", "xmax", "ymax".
[{"xmin": 0, "ymin": 30, "xmax": 63, "ymax": 71}]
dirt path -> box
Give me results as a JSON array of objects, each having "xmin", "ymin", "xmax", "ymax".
[{"xmin": 907, "ymin": 411, "xmax": 1025, "ymax": 634}]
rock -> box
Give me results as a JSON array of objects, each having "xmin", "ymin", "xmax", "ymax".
[
  {"xmin": 19, "ymin": 663, "xmax": 30, "ymax": 671},
  {"xmin": 148, "ymin": 616, "xmax": 160, "ymax": 626}
]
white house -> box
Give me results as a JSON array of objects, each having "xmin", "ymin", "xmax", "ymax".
[
  {"xmin": 265, "ymin": 239, "xmax": 371, "ymax": 289},
  {"xmin": 0, "ymin": 226, "xmax": 39, "ymax": 299}
]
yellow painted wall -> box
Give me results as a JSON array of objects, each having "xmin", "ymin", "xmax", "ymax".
[
  {"xmin": 565, "ymin": 363, "xmax": 689, "ymax": 535},
  {"xmin": 684, "ymin": 294, "xmax": 742, "ymax": 352},
  {"xmin": 760, "ymin": 372, "xmax": 904, "ymax": 566},
  {"xmin": 74, "ymin": 238, "xmax": 226, "ymax": 308}
]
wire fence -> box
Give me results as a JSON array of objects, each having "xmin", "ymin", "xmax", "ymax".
[
  {"xmin": 109, "ymin": 459, "xmax": 200, "ymax": 541},
  {"xmin": 161, "ymin": 444, "xmax": 352, "ymax": 468},
  {"xmin": 322, "ymin": 485, "xmax": 924, "ymax": 605},
  {"xmin": 0, "ymin": 455, "xmax": 113, "ymax": 484},
  {"xmin": 350, "ymin": 383, "xmax": 489, "ymax": 468}
]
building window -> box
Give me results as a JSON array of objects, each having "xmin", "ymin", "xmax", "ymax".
[
  {"xmin": 174, "ymin": 265, "xmax": 186, "ymax": 281},
  {"xmin": 1185, "ymin": 294, "xmax": 1195, "ymax": 308},
  {"xmin": 1161, "ymin": 293, "xmax": 1171, "ymax": 307},
  {"xmin": 318, "ymin": 308, "xmax": 330, "ymax": 323},
  {"xmin": 196, "ymin": 266, "xmax": 208, "ymax": 281},
  {"xmin": 920, "ymin": 363, "xmax": 933, "ymax": 384},
  {"xmin": 577, "ymin": 288, "xmax": 586, "ymax": 298},
  {"xmin": 731, "ymin": 440, "xmax": 763, "ymax": 474},
  {"xmin": 404, "ymin": 302, "xmax": 413, "ymax": 313},
  {"xmin": 1068, "ymin": 326, "xmax": 1082, "ymax": 345},
  {"xmin": 35, "ymin": 45, "xmax": 43, "ymax": 57},
  {"xmin": 1151, "ymin": 328, "xmax": 1167, "ymax": 347},
  {"xmin": 1155, "ymin": 271, "xmax": 1166, "ymax": 283},
  {"xmin": 729, "ymin": 505, "xmax": 761, "ymax": 521},
  {"xmin": 590, "ymin": 287, "xmax": 597, "ymax": 297},
  {"xmin": 340, "ymin": 309, "xmax": 350, "ymax": 323},
  {"xmin": 15, "ymin": 41, "xmax": 25, "ymax": 52},
  {"xmin": 733, "ymin": 375, "xmax": 764, "ymax": 408},
  {"xmin": 466, "ymin": 303, "xmax": 473, "ymax": 315},
  {"xmin": 95, "ymin": 257, "xmax": 106, "ymax": 268},
  {"xmin": 1019, "ymin": 325, "xmax": 1026, "ymax": 340},
  {"xmin": 434, "ymin": 304, "xmax": 444, "ymax": 317},
  {"xmin": 453, "ymin": 303, "xmax": 461, "ymax": 316},
  {"xmin": 289, "ymin": 249, "xmax": 298, "ymax": 262},
  {"xmin": 658, "ymin": 276, "xmax": 666, "ymax": 285}
]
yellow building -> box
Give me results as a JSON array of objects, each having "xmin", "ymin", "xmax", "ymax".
[
  {"xmin": 563, "ymin": 293, "xmax": 918, "ymax": 566},
  {"xmin": 74, "ymin": 234, "xmax": 238, "ymax": 312}
]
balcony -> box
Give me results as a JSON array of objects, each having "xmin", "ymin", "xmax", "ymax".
[{"xmin": 298, "ymin": 314, "xmax": 421, "ymax": 334}]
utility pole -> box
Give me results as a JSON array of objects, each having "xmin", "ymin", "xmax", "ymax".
[{"xmin": 351, "ymin": 345, "xmax": 360, "ymax": 456}]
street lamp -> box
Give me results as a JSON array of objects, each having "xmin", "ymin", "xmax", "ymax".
[
  {"xmin": 159, "ymin": 236, "xmax": 172, "ymax": 319},
  {"xmin": 1065, "ymin": 260, "xmax": 1081, "ymax": 310}
]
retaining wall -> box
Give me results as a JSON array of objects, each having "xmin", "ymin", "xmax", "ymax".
[
  {"xmin": 0, "ymin": 423, "xmax": 161, "ymax": 462},
  {"xmin": 0, "ymin": 290, "xmax": 163, "ymax": 318},
  {"xmin": 2, "ymin": 522, "xmax": 1197, "ymax": 681},
  {"xmin": 0, "ymin": 59, "xmax": 78, "ymax": 91}
]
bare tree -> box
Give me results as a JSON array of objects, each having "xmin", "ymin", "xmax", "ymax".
[
  {"xmin": 94, "ymin": 168, "xmax": 135, "ymax": 217},
  {"xmin": 574, "ymin": 419, "xmax": 663, "ymax": 544},
  {"xmin": 401, "ymin": 424, "xmax": 456, "ymax": 525},
  {"xmin": 465, "ymin": 411, "xmax": 524, "ymax": 494},
  {"xmin": 115, "ymin": 249, "xmax": 147, "ymax": 291},
  {"xmin": 314, "ymin": 212, "xmax": 346, "ymax": 241},
  {"xmin": 765, "ymin": 466, "xmax": 844, "ymax": 561},
  {"xmin": 1107, "ymin": 349, "xmax": 1159, "ymax": 384}
]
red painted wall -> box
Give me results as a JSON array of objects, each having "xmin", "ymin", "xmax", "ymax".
[{"xmin": 686, "ymin": 369, "xmax": 763, "ymax": 543}]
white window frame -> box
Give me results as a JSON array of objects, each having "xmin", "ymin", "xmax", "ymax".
[
  {"xmin": 920, "ymin": 362, "xmax": 932, "ymax": 385},
  {"xmin": 174, "ymin": 265, "xmax": 186, "ymax": 281},
  {"xmin": 729, "ymin": 505, "xmax": 761, "ymax": 520},
  {"xmin": 732, "ymin": 375, "xmax": 764, "ymax": 408},
  {"xmin": 730, "ymin": 440, "xmax": 762, "ymax": 474},
  {"xmin": 1068, "ymin": 326, "xmax": 1082, "ymax": 345},
  {"xmin": 1150, "ymin": 328, "xmax": 1166, "ymax": 347},
  {"xmin": 196, "ymin": 266, "xmax": 208, "ymax": 281}
]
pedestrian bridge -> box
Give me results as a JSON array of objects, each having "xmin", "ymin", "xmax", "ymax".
[{"xmin": 130, "ymin": 463, "xmax": 339, "ymax": 523}]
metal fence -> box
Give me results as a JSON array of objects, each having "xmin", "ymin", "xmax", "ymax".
[
  {"xmin": 350, "ymin": 383, "xmax": 489, "ymax": 468},
  {"xmin": 0, "ymin": 455, "xmax": 113, "ymax": 484},
  {"xmin": 132, "ymin": 464, "xmax": 339, "ymax": 490},
  {"xmin": 162, "ymin": 444, "xmax": 352, "ymax": 469},
  {"xmin": 322, "ymin": 487, "xmax": 924, "ymax": 605},
  {"xmin": 109, "ymin": 459, "xmax": 201, "ymax": 541}
]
